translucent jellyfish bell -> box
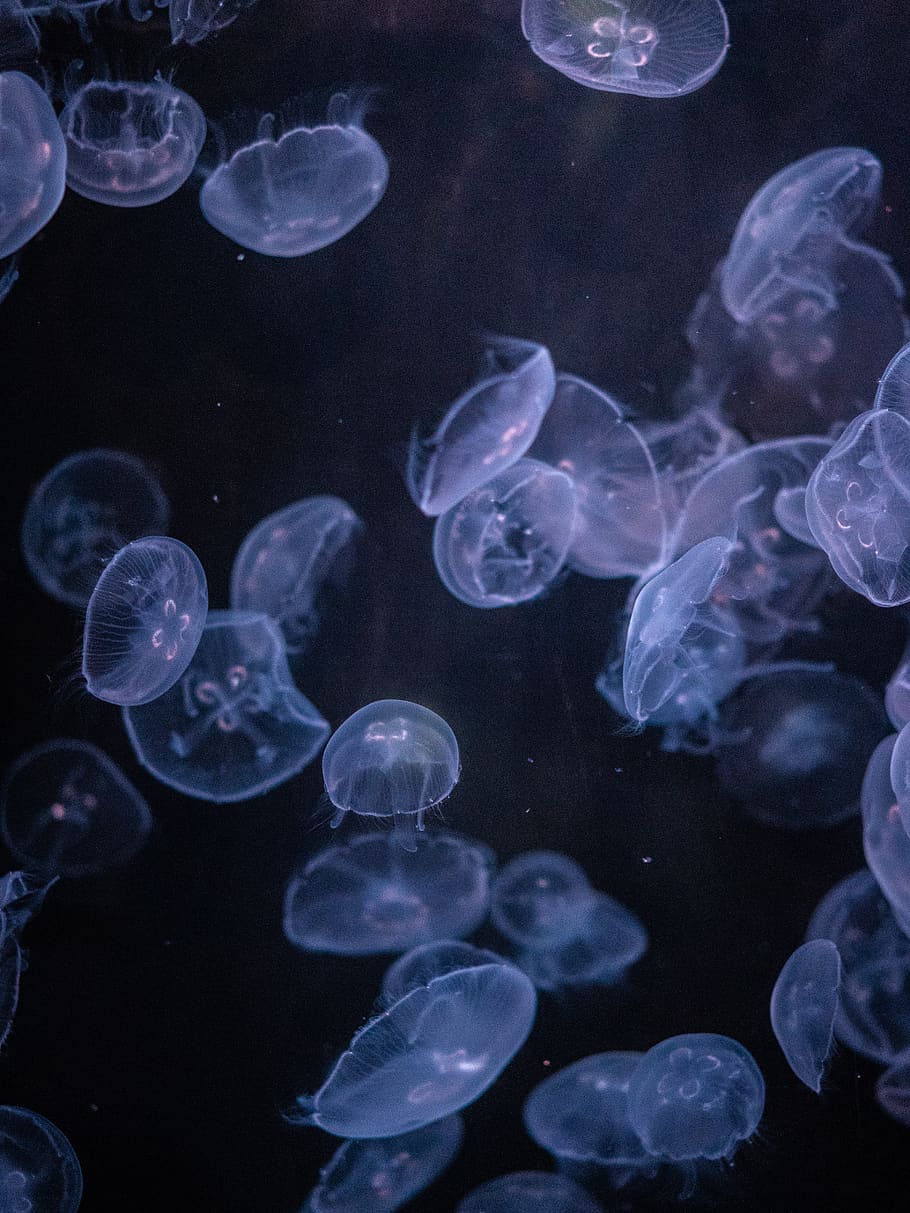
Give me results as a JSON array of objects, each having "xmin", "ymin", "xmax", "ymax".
[
  {"xmin": 0, "ymin": 71, "xmax": 67, "ymax": 259},
  {"xmin": 489, "ymin": 851, "xmax": 592, "ymax": 948},
  {"xmin": 199, "ymin": 92, "xmax": 388, "ymax": 257},
  {"xmin": 770, "ymin": 939, "xmax": 842, "ymax": 1092},
  {"xmin": 380, "ymin": 941, "xmax": 506, "ymax": 1006},
  {"xmin": 457, "ymin": 1171, "xmax": 605, "ymax": 1213},
  {"xmin": 0, "ymin": 1106, "xmax": 82, "ymax": 1213},
  {"xmin": 876, "ymin": 1050, "xmax": 910, "ymax": 1128},
  {"xmin": 0, "ymin": 872, "xmax": 55, "ymax": 1051},
  {"xmin": 170, "ymin": 0, "xmax": 256, "ymax": 44},
  {"xmin": 517, "ymin": 890, "xmax": 648, "ymax": 991},
  {"xmin": 407, "ymin": 336, "xmax": 556, "ymax": 516}
]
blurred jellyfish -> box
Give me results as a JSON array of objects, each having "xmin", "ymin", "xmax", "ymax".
[
  {"xmin": 380, "ymin": 941, "xmax": 506, "ymax": 1007},
  {"xmin": 283, "ymin": 831, "xmax": 493, "ymax": 956},
  {"xmin": 1, "ymin": 739, "xmax": 151, "ymax": 877},
  {"xmin": 862, "ymin": 734, "xmax": 910, "ymax": 935},
  {"xmin": 0, "ymin": 256, "xmax": 18, "ymax": 303},
  {"xmin": 0, "ymin": 871, "xmax": 55, "ymax": 1049},
  {"xmin": 891, "ymin": 720, "xmax": 910, "ymax": 834},
  {"xmin": 0, "ymin": 1106, "xmax": 82, "ymax": 1213},
  {"xmin": 456, "ymin": 1171, "xmax": 604, "ymax": 1213},
  {"xmin": 407, "ymin": 337, "xmax": 556, "ymax": 517},
  {"xmin": 0, "ymin": 71, "xmax": 66, "ymax": 259},
  {"xmin": 21, "ymin": 448, "xmax": 170, "ymax": 609},
  {"xmin": 490, "ymin": 851, "xmax": 592, "ymax": 948},
  {"xmin": 516, "ymin": 891, "xmax": 648, "ymax": 991},
  {"xmin": 170, "ymin": 0, "xmax": 257, "ymax": 44},
  {"xmin": 123, "ymin": 610, "xmax": 329, "ymax": 803},
  {"xmin": 874, "ymin": 339, "xmax": 910, "ymax": 418},
  {"xmin": 521, "ymin": 0, "xmax": 729, "ymax": 97},
  {"xmin": 199, "ymin": 91, "xmax": 388, "ymax": 257},
  {"xmin": 0, "ymin": 1, "xmax": 39, "ymax": 68},
  {"xmin": 230, "ymin": 496, "xmax": 363, "ymax": 653},
  {"xmin": 876, "ymin": 1050, "xmax": 910, "ymax": 1128},
  {"xmin": 290, "ymin": 960, "xmax": 536, "ymax": 1137},
  {"xmin": 432, "ymin": 458, "xmax": 576, "ymax": 608},
  {"xmin": 886, "ymin": 626, "xmax": 910, "ymax": 731},
  {"xmin": 769, "ymin": 939, "xmax": 841, "ymax": 1092}
]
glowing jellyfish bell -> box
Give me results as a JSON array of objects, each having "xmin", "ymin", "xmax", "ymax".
[{"xmin": 0, "ymin": 70, "xmax": 67, "ymax": 259}]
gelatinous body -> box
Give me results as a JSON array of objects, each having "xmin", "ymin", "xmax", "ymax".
[
  {"xmin": 517, "ymin": 890, "xmax": 648, "ymax": 990},
  {"xmin": 0, "ymin": 71, "xmax": 66, "ymax": 258},
  {"xmin": 170, "ymin": 0, "xmax": 256, "ymax": 43},
  {"xmin": 876, "ymin": 1050, "xmax": 910, "ymax": 1128},
  {"xmin": 0, "ymin": 1106, "xmax": 82, "ymax": 1213},
  {"xmin": 490, "ymin": 851, "xmax": 592, "ymax": 947},
  {"xmin": 886, "ymin": 629, "xmax": 910, "ymax": 730},
  {"xmin": 456, "ymin": 1171, "xmax": 604, "ymax": 1213},
  {"xmin": 380, "ymin": 941, "xmax": 505, "ymax": 1007},
  {"xmin": 770, "ymin": 939, "xmax": 841, "ymax": 1091},
  {"xmin": 873, "ymin": 339, "xmax": 910, "ymax": 419},
  {"xmin": 123, "ymin": 610, "xmax": 329, "ymax": 803},
  {"xmin": 862, "ymin": 734, "xmax": 910, "ymax": 934},
  {"xmin": 0, "ymin": 872, "xmax": 55, "ymax": 1050}
]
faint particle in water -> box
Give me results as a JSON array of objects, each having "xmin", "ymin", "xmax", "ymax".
[
  {"xmin": 0, "ymin": 71, "xmax": 66, "ymax": 259},
  {"xmin": 0, "ymin": 1106, "xmax": 82, "ymax": 1213},
  {"xmin": 0, "ymin": 739, "xmax": 152, "ymax": 877},
  {"xmin": 520, "ymin": 0, "xmax": 729, "ymax": 97},
  {"xmin": 456, "ymin": 1170, "xmax": 605, "ymax": 1213},
  {"xmin": 769, "ymin": 939, "xmax": 841, "ymax": 1092},
  {"xmin": 199, "ymin": 91, "xmax": 388, "ymax": 257}
]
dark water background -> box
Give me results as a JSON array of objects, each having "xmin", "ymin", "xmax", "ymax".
[{"xmin": 3, "ymin": 1, "xmax": 910, "ymax": 1209}]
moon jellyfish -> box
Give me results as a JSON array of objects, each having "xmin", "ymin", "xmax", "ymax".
[
  {"xmin": 59, "ymin": 75, "xmax": 206, "ymax": 207},
  {"xmin": 627, "ymin": 1033, "xmax": 765, "ymax": 1162},
  {"xmin": 432, "ymin": 458, "xmax": 576, "ymax": 608},
  {"xmin": 302, "ymin": 1115, "xmax": 463, "ymax": 1213},
  {"xmin": 517, "ymin": 891, "xmax": 648, "ymax": 991},
  {"xmin": 123, "ymin": 610, "xmax": 329, "ymax": 803},
  {"xmin": 0, "ymin": 71, "xmax": 66, "ymax": 259},
  {"xmin": 321, "ymin": 700, "xmax": 459, "ymax": 848},
  {"xmin": 861, "ymin": 734, "xmax": 910, "ymax": 936},
  {"xmin": 1, "ymin": 739, "xmax": 151, "ymax": 877},
  {"xmin": 283, "ymin": 832, "xmax": 493, "ymax": 956},
  {"xmin": 520, "ymin": 0, "xmax": 729, "ymax": 97},
  {"xmin": 407, "ymin": 336, "xmax": 556, "ymax": 517},
  {"xmin": 82, "ymin": 536, "xmax": 208, "ymax": 706},
  {"xmin": 290, "ymin": 960, "xmax": 536, "ymax": 1137},
  {"xmin": 770, "ymin": 939, "xmax": 841, "ymax": 1092},
  {"xmin": 199, "ymin": 91, "xmax": 388, "ymax": 257},
  {"xmin": 170, "ymin": 0, "xmax": 256, "ymax": 44},
  {"xmin": 381, "ymin": 941, "xmax": 506, "ymax": 1006},
  {"xmin": 230, "ymin": 496, "xmax": 363, "ymax": 653},
  {"xmin": 875, "ymin": 1050, "xmax": 910, "ymax": 1128},
  {"xmin": 456, "ymin": 1171, "xmax": 604, "ymax": 1213},
  {"xmin": 21, "ymin": 448, "xmax": 170, "ymax": 609},
  {"xmin": 490, "ymin": 851, "xmax": 592, "ymax": 947},
  {"xmin": 873, "ymin": 339, "xmax": 910, "ymax": 419},
  {"xmin": 891, "ymin": 720, "xmax": 910, "ymax": 834},
  {"xmin": 0, "ymin": 872, "xmax": 55, "ymax": 1050},
  {"xmin": 886, "ymin": 629, "xmax": 910, "ymax": 730},
  {"xmin": 805, "ymin": 409, "xmax": 910, "ymax": 606},
  {"xmin": 0, "ymin": 1106, "xmax": 82, "ymax": 1213}
]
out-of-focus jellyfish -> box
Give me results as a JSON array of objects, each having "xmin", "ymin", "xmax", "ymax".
[
  {"xmin": 885, "ymin": 625, "xmax": 910, "ymax": 730},
  {"xmin": 0, "ymin": 1, "xmax": 39, "ymax": 68},
  {"xmin": 123, "ymin": 610, "xmax": 329, "ymax": 803},
  {"xmin": 0, "ymin": 871, "xmax": 55, "ymax": 1049},
  {"xmin": 289, "ymin": 960, "xmax": 536, "ymax": 1137},
  {"xmin": 199, "ymin": 91, "xmax": 388, "ymax": 257},
  {"xmin": 772, "ymin": 486, "xmax": 817, "ymax": 547},
  {"xmin": 720, "ymin": 148, "xmax": 885, "ymax": 325},
  {"xmin": 874, "ymin": 339, "xmax": 910, "ymax": 418},
  {"xmin": 407, "ymin": 337, "xmax": 556, "ymax": 517},
  {"xmin": 380, "ymin": 940, "xmax": 506, "ymax": 1007},
  {"xmin": 516, "ymin": 891, "xmax": 647, "ymax": 991},
  {"xmin": 529, "ymin": 374, "xmax": 666, "ymax": 578},
  {"xmin": 805, "ymin": 409, "xmax": 910, "ymax": 606},
  {"xmin": 283, "ymin": 832, "xmax": 493, "ymax": 956},
  {"xmin": 0, "ymin": 71, "xmax": 66, "ymax": 259},
  {"xmin": 862, "ymin": 734, "xmax": 910, "ymax": 935},
  {"xmin": 321, "ymin": 700, "xmax": 459, "ymax": 848},
  {"xmin": 891, "ymin": 720, "xmax": 910, "ymax": 834},
  {"xmin": 490, "ymin": 851, "xmax": 592, "ymax": 948},
  {"xmin": 59, "ymin": 75, "xmax": 206, "ymax": 207},
  {"xmin": 0, "ymin": 739, "xmax": 152, "ymax": 877},
  {"xmin": 302, "ymin": 1115, "xmax": 463, "ymax": 1213},
  {"xmin": 21, "ymin": 448, "xmax": 170, "ymax": 609},
  {"xmin": 432, "ymin": 458, "xmax": 576, "ymax": 608},
  {"xmin": 627, "ymin": 1033, "xmax": 765, "ymax": 1162},
  {"xmin": 456, "ymin": 1171, "xmax": 604, "ymax": 1213},
  {"xmin": 876, "ymin": 1049, "xmax": 910, "ymax": 1128},
  {"xmin": 230, "ymin": 496, "xmax": 363, "ymax": 653},
  {"xmin": 0, "ymin": 1106, "xmax": 82, "ymax": 1212},
  {"xmin": 82, "ymin": 536, "xmax": 208, "ymax": 706},
  {"xmin": 0, "ymin": 256, "xmax": 18, "ymax": 303},
  {"xmin": 769, "ymin": 939, "xmax": 841, "ymax": 1092},
  {"xmin": 520, "ymin": 0, "xmax": 729, "ymax": 98},
  {"xmin": 170, "ymin": 0, "xmax": 256, "ymax": 44},
  {"xmin": 712, "ymin": 665, "xmax": 889, "ymax": 828}
]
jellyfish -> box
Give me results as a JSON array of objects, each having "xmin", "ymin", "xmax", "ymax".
[
  {"xmin": 456, "ymin": 1171, "xmax": 604, "ymax": 1213},
  {"xmin": 862, "ymin": 734, "xmax": 910, "ymax": 935},
  {"xmin": 169, "ymin": 0, "xmax": 257, "ymax": 44},
  {"xmin": 520, "ymin": 0, "xmax": 729, "ymax": 97},
  {"xmin": 380, "ymin": 941, "xmax": 507, "ymax": 1007},
  {"xmin": 0, "ymin": 71, "xmax": 66, "ymax": 259},
  {"xmin": 0, "ymin": 1106, "xmax": 82, "ymax": 1213},
  {"xmin": 516, "ymin": 891, "xmax": 648, "ymax": 991},
  {"xmin": 123, "ymin": 610, "xmax": 329, "ymax": 803},
  {"xmin": 432, "ymin": 458, "xmax": 576, "ymax": 608},
  {"xmin": 891, "ymin": 720, "xmax": 910, "ymax": 834},
  {"xmin": 230, "ymin": 496, "xmax": 363, "ymax": 653},
  {"xmin": 290, "ymin": 960, "xmax": 537, "ymax": 1137},
  {"xmin": 0, "ymin": 739, "xmax": 152, "ymax": 877},
  {"xmin": 199, "ymin": 91, "xmax": 388, "ymax": 257},
  {"xmin": 320, "ymin": 700, "xmax": 459, "ymax": 849},
  {"xmin": 873, "ymin": 339, "xmax": 910, "ymax": 419},
  {"xmin": 769, "ymin": 939, "xmax": 841, "ymax": 1092},
  {"xmin": 82, "ymin": 536, "xmax": 208, "ymax": 706},
  {"xmin": 0, "ymin": 256, "xmax": 18, "ymax": 303},
  {"xmin": 886, "ymin": 626, "xmax": 910, "ymax": 730},
  {"xmin": 283, "ymin": 832, "xmax": 493, "ymax": 956},
  {"xmin": 875, "ymin": 1050, "xmax": 910, "ymax": 1128},
  {"xmin": 0, "ymin": 871, "xmax": 55, "ymax": 1050},
  {"xmin": 21, "ymin": 448, "xmax": 170, "ymax": 609},
  {"xmin": 489, "ymin": 851, "xmax": 593, "ymax": 948}
]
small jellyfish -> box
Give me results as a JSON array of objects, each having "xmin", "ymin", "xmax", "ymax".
[
  {"xmin": 123, "ymin": 610, "xmax": 329, "ymax": 803},
  {"xmin": 0, "ymin": 1106, "xmax": 82, "ymax": 1213},
  {"xmin": 59, "ymin": 75, "xmax": 206, "ymax": 207},
  {"xmin": 0, "ymin": 1, "xmax": 39, "ymax": 68},
  {"xmin": 82, "ymin": 536, "xmax": 208, "ymax": 706},
  {"xmin": 875, "ymin": 1049, "xmax": 910, "ymax": 1128},
  {"xmin": 380, "ymin": 941, "xmax": 506, "ymax": 1007},
  {"xmin": 0, "ymin": 71, "xmax": 67, "ymax": 259},
  {"xmin": 199, "ymin": 91, "xmax": 388, "ymax": 257},
  {"xmin": 170, "ymin": 0, "xmax": 256, "ymax": 44},
  {"xmin": 0, "ymin": 739, "xmax": 152, "ymax": 877},
  {"xmin": 283, "ymin": 832, "xmax": 493, "ymax": 956},
  {"xmin": 517, "ymin": 891, "xmax": 648, "ymax": 991},
  {"xmin": 862, "ymin": 734, "xmax": 910, "ymax": 935},
  {"xmin": 456, "ymin": 1171, "xmax": 604, "ymax": 1213},
  {"xmin": 520, "ymin": 0, "xmax": 729, "ymax": 97},
  {"xmin": 302, "ymin": 1115, "xmax": 463, "ymax": 1213},
  {"xmin": 230, "ymin": 496, "xmax": 363, "ymax": 653},
  {"xmin": 321, "ymin": 700, "xmax": 459, "ymax": 848},
  {"xmin": 290, "ymin": 961, "xmax": 536, "ymax": 1137},
  {"xmin": 489, "ymin": 851, "xmax": 592, "ymax": 948},
  {"xmin": 770, "ymin": 939, "xmax": 842, "ymax": 1092},
  {"xmin": 21, "ymin": 448, "xmax": 170, "ymax": 609},
  {"xmin": 432, "ymin": 458, "xmax": 576, "ymax": 608},
  {"xmin": 407, "ymin": 336, "xmax": 556, "ymax": 517}
]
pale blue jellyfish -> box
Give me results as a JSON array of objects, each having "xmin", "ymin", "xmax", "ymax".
[
  {"xmin": 891, "ymin": 719, "xmax": 910, "ymax": 833},
  {"xmin": 283, "ymin": 832, "xmax": 493, "ymax": 956},
  {"xmin": 886, "ymin": 628, "xmax": 910, "ymax": 730},
  {"xmin": 199, "ymin": 91, "xmax": 388, "ymax": 257},
  {"xmin": 862, "ymin": 734, "xmax": 910, "ymax": 935},
  {"xmin": 432, "ymin": 458, "xmax": 576, "ymax": 608},
  {"xmin": 170, "ymin": 0, "xmax": 256, "ymax": 44},
  {"xmin": 873, "ymin": 340, "xmax": 910, "ymax": 418},
  {"xmin": 456, "ymin": 1171, "xmax": 604, "ymax": 1213},
  {"xmin": 0, "ymin": 871, "xmax": 55, "ymax": 1049},
  {"xmin": 82, "ymin": 536, "xmax": 208, "ymax": 706},
  {"xmin": 770, "ymin": 939, "xmax": 841, "ymax": 1092},
  {"xmin": 0, "ymin": 739, "xmax": 151, "ymax": 877},
  {"xmin": 0, "ymin": 1106, "xmax": 82, "ymax": 1213},
  {"xmin": 490, "ymin": 851, "xmax": 592, "ymax": 948},
  {"xmin": 0, "ymin": 71, "xmax": 66, "ymax": 259},
  {"xmin": 123, "ymin": 610, "xmax": 329, "ymax": 803},
  {"xmin": 0, "ymin": 256, "xmax": 18, "ymax": 303},
  {"xmin": 517, "ymin": 891, "xmax": 648, "ymax": 991},
  {"xmin": 407, "ymin": 336, "xmax": 556, "ymax": 516},
  {"xmin": 380, "ymin": 941, "xmax": 506, "ymax": 1006},
  {"xmin": 876, "ymin": 1050, "xmax": 910, "ymax": 1128}
]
